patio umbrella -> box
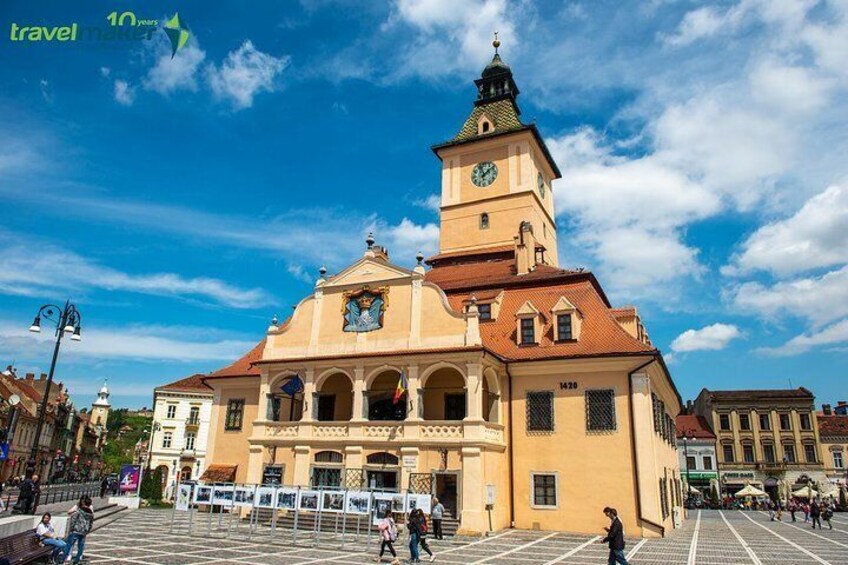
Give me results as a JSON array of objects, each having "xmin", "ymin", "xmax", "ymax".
[
  {"xmin": 793, "ymin": 485, "xmax": 817, "ymax": 498},
  {"xmin": 735, "ymin": 484, "xmax": 767, "ymax": 498},
  {"xmin": 689, "ymin": 486, "xmax": 701, "ymax": 495}
]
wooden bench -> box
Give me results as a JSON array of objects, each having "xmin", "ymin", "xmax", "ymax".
[{"xmin": 0, "ymin": 529, "xmax": 53, "ymax": 564}]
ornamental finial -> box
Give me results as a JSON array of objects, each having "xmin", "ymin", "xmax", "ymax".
[
  {"xmin": 366, "ymin": 232, "xmax": 375, "ymax": 249},
  {"xmin": 493, "ymin": 31, "xmax": 500, "ymax": 53}
]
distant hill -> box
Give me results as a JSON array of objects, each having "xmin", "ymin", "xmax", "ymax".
[{"xmin": 103, "ymin": 408, "xmax": 151, "ymax": 472}]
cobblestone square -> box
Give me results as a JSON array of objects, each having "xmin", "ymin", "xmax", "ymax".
[{"xmin": 74, "ymin": 508, "xmax": 848, "ymax": 564}]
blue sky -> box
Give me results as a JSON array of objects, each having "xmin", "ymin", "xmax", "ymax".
[{"xmin": 1, "ymin": 0, "xmax": 846, "ymax": 409}]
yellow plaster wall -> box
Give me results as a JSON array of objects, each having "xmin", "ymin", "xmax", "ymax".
[
  {"xmin": 510, "ymin": 369, "xmax": 639, "ymax": 536},
  {"xmin": 208, "ymin": 382, "xmax": 260, "ymax": 484}
]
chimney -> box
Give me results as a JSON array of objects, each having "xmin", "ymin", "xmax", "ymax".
[
  {"xmin": 513, "ymin": 221, "xmax": 538, "ymax": 275},
  {"xmin": 39, "ymin": 373, "xmax": 47, "ymax": 381},
  {"xmin": 25, "ymin": 372, "xmax": 35, "ymax": 382},
  {"xmin": 822, "ymin": 404, "xmax": 832, "ymax": 416}
]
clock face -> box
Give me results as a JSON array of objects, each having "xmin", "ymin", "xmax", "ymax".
[
  {"xmin": 537, "ymin": 172, "xmax": 546, "ymax": 198},
  {"xmin": 471, "ymin": 161, "xmax": 498, "ymax": 187}
]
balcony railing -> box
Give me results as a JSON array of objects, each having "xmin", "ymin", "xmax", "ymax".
[{"xmin": 255, "ymin": 420, "xmax": 505, "ymax": 446}]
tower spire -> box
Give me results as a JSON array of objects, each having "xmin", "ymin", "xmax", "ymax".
[{"xmin": 493, "ymin": 31, "xmax": 500, "ymax": 54}]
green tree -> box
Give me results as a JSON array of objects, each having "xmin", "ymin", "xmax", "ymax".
[
  {"xmin": 710, "ymin": 483, "xmax": 720, "ymax": 507},
  {"xmin": 140, "ymin": 466, "xmax": 163, "ymax": 502}
]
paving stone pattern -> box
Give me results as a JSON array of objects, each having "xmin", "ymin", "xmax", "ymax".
[{"xmin": 77, "ymin": 508, "xmax": 848, "ymax": 564}]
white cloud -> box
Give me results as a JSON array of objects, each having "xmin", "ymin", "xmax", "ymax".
[
  {"xmin": 0, "ymin": 238, "xmax": 274, "ymax": 309},
  {"xmin": 670, "ymin": 323, "xmax": 742, "ymax": 352},
  {"xmin": 144, "ymin": 43, "xmax": 206, "ymax": 95},
  {"xmin": 385, "ymin": 0, "xmax": 520, "ymax": 80},
  {"xmin": 0, "ymin": 321, "xmax": 256, "ymax": 363},
  {"xmin": 207, "ymin": 41, "xmax": 289, "ymax": 109},
  {"xmin": 100, "ymin": 66, "xmax": 111, "ymax": 78},
  {"xmin": 730, "ymin": 265, "xmax": 848, "ymax": 327},
  {"xmin": 113, "ymin": 80, "xmax": 135, "ymax": 106},
  {"xmin": 378, "ymin": 217, "xmax": 439, "ymax": 261},
  {"xmin": 726, "ymin": 185, "xmax": 848, "ymax": 277},
  {"xmin": 413, "ymin": 194, "xmax": 440, "ymax": 213},
  {"xmin": 757, "ymin": 318, "xmax": 848, "ymax": 356}
]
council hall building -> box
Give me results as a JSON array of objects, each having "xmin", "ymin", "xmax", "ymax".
[{"xmin": 200, "ymin": 42, "xmax": 683, "ymax": 537}]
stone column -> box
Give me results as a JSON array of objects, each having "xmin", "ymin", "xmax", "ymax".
[
  {"xmin": 293, "ymin": 445, "xmax": 311, "ymax": 487},
  {"xmin": 465, "ymin": 362, "xmax": 483, "ymax": 421},
  {"xmin": 352, "ymin": 365, "xmax": 366, "ymax": 422},
  {"xmin": 459, "ymin": 447, "xmax": 486, "ymax": 534},
  {"xmin": 301, "ymin": 368, "xmax": 316, "ymax": 423},
  {"xmin": 407, "ymin": 364, "xmax": 421, "ymax": 421}
]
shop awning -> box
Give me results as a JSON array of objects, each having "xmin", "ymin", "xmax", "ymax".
[
  {"xmin": 734, "ymin": 484, "xmax": 767, "ymax": 498},
  {"xmin": 199, "ymin": 464, "xmax": 237, "ymax": 483}
]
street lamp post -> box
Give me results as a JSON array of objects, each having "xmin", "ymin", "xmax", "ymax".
[{"xmin": 27, "ymin": 300, "xmax": 82, "ymax": 478}]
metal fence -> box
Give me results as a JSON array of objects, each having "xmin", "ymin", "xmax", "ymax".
[
  {"xmin": 0, "ymin": 481, "xmax": 100, "ymax": 514},
  {"xmin": 169, "ymin": 482, "xmax": 435, "ymax": 552}
]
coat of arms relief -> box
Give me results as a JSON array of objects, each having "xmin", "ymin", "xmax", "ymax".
[{"xmin": 342, "ymin": 286, "xmax": 389, "ymax": 332}]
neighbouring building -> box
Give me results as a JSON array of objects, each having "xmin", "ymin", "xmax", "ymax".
[
  {"xmin": 818, "ymin": 401, "xmax": 848, "ymax": 500},
  {"xmin": 692, "ymin": 388, "xmax": 827, "ymax": 500},
  {"xmin": 675, "ymin": 414, "xmax": 718, "ymax": 500},
  {"xmin": 196, "ymin": 40, "xmax": 682, "ymax": 538},
  {"xmin": 148, "ymin": 374, "xmax": 214, "ymax": 497},
  {"xmin": 0, "ymin": 369, "xmax": 108, "ymax": 481}
]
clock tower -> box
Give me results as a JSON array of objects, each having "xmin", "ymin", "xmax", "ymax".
[{"xmin": 431, "ymin": 36, "xmax": 561, "ymax": 266}]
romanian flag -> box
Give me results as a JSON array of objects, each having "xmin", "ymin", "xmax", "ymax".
[{"xmin": 392, "ymin": 370, "xmax": 408, "ymax": 405}]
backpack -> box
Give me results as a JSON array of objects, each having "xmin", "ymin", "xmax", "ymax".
[
  {"xmin": 69, "ymin": 509, "xmax": 94, "ymax": 536},
  {"xmin": 388, "ymin": 520, "xmax": 398, "ymax": 542}
]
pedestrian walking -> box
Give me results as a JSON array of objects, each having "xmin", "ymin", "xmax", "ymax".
[
  {"xmin": 409, "ymin": 508, "xmax": 435, "ymax": 562},
  {"xmin": 789, "ymin": 500, "xmax": 796, "ymax": 522},
  {"xmin": 803, "ymin": 502, "xmax": 810, "ymax": 523},
  {"xmin": 375, "ymin": 508, "xmax": 400, "ymax": 565},
  {"xmin": 431, "ymin": 498, "xmax": 445, "ymax": 540},
  {"xmin": 99, "ymin": 477, "xmax": 109, "ymax": 498},
  {"xmin": 822, "ymin": 504, "xmax": 833, "ymax": 530},
  {"xmin": 810, "ymin": 501, "xmax": 821, "ymax": 529},
  {"xmin": 768, "ymin": 501, "xmax": 776, "ymax": 521},
  {"xmin": 776, "ymin": 501, "xmax": 782, "ymax": 521},
  {"xmin": 35, "ymin": 512, "xmax": 66, "ymax": 564},
  {"xmin": 14, "ymin": 474, "xmax": 39, "ymax": 514},
  {"xmin": 63, "ymin": 495, "xmax": 94, "ymax": 564},
  {"xmin": 600, "ymin": 507, "xmax": 629, "ymax": 565}
]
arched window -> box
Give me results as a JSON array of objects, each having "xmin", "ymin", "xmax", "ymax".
[
  {"xmin": 480, "ymin": 213, "xmax": 489, "ymax": 229},
  {"xmin": 314, "ymin": 450, "xmax": 343, "ymax": 464},
  {"xmin": 366, "ymin": 452, "xmax": 399, "ymax": 466}
]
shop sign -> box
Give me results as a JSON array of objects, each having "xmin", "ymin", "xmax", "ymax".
[
  {"xmin": 402, "ymin": 455, "xmax": 417, "ymax": 469},
  {"xmin": 722, "ymin": 471, "xmax": 755, "ymax": 480},
  {"xmin": 686, "ymin": 471, "xmax": 718, "ymax": 480}
]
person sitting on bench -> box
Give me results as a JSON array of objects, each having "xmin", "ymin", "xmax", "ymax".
[{"xmin": 35, "ymin": 512, "xmax": 66, "ymax": 564}]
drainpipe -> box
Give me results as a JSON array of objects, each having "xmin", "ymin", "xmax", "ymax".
[
  {"xmin": 506, "ymin": 364, "xmax": 515, "ymax": 528},
  {"xmin": 627, "ymin": 357, "xmax": 665, "ymax": 537}
]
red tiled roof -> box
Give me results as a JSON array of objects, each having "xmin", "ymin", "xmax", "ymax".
[
  {"xmin": 199, "ymin": 464, "xmax": 238, "ymax": 483},
  {"xmin": 676, "ymin": 414, "xmax": 716, "ymax": 439},
  {"xmin": 704, "ymin": 388, "xmax": 814, "ymax": 401},
  {"xmin": 818, "ymin": 414, "xmax": 848, "ymax": 437},
  {"xmin": 157, "ymin": 374, "xmax": 213, "ymax": 393},
  {"xmin": 427, "ymin": 245, "xmax": 514, "ymax": 264},
  {"xmin": 444, "ymin": 279, "xmax": 654, "ymax": 361},
  {"xmin": 610, "ymin": 307, "xmax": 636, "ymax": 319},
  {"xmin": 425, "ymin": 258, "xmax": 591, "ymax": 294},
  {"xmin": 206, "ymin": 339, "xmax": 266, "ymax": 379}
]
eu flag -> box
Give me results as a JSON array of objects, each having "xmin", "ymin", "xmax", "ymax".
[{"xmin": 281, "ymin": 376, "xmax": 303, "ymax": 396}]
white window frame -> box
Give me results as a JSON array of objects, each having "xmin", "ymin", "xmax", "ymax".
[
  {"xmin": 833, "ymin": 450, "xmax": 844, "ymax": 469},
  {"xmin": 530, "ymin": 471, "xmax": 559, "ymax": 510},
  {"xmin": 185, "ymin": 431, "xmax": 196, "ymax": 450},
  {"xmin": 166, "ymin": 404, "xmax": 177, "ymax": 419},
  {"xmin": 162, "ymin": 431, "xmax": 173, "ymax": 449}
]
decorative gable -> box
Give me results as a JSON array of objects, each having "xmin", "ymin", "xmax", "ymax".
[
  {"xmin": 322, "ymin": 257, "xmax": 413, "ymax": 289},
  {"xmin": 515, "ymin": 300, "xmax": 542, "ymax": 345},
  {"xmin": 551, "ymin": 296, "xmax": 582, "ymax": 341}
]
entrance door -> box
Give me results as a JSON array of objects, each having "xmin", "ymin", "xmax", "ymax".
[
  {"xmin": 435, "ymin": 473, "xmax": 458, "ymax": 517},
  {"xmin": 367, "ymin": 470, "xmax": 398, "ymax": 491}
]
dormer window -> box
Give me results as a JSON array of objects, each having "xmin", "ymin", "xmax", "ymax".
[
  {"xmin": 520, "ymin": 318, "xmax": 535, "ymax": 344},
  {"xmin": 551, "ymin": 296, "xmax": 582, "ymax": 342},
  {"xmin": 480, "ymin": 213, "xmax": 489, "ymax": 229},
  {"xmin": 477, "ymin": 113, "xmax": 494, "ymax": 135},
  {"xmin": 556, "ymin": 314, "xmax": 572, "ymax": 341},
  {"xmin": 515, "ymin": 300, "xmax": 541, "ymax": 345},
  {"xmin": 478, "ymin": 303, "xmax": 492, "ymax": 320}
]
